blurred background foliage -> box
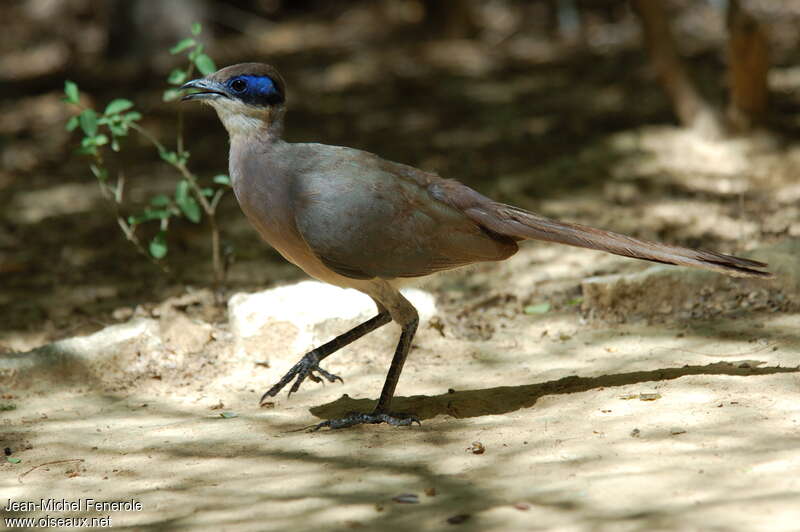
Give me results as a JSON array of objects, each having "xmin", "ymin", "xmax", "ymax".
[{"xmin": 2, "ymin": 0, "xmax": 800, "ymax": 347}]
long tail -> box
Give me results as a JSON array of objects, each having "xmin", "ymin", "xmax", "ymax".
[{"xmin": 463, "ymin": 202, "xmax": 771, "ymax": 279}]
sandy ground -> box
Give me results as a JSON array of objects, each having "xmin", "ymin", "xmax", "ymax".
[
  {"xmin": 4, "ymin": 3, "xmax": 800, "ymax": 528},
  {"xmin": 2, "ymin": 238, "xmax": 799, "ymax": 532}
]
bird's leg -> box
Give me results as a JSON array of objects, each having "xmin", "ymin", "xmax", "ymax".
[
  {"xmin": 312, "ymin": 294, "xmax": 420, "ymax": 430},
  {"xmin": 261, "ymin": 312, "xmax": 391, "ymax": 403}
]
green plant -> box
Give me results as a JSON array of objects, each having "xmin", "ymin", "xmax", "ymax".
[{"xmin": 64, "ymin": 22, "xmax": 231, "ymax": 290}]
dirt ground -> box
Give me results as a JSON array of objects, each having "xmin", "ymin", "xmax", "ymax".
[
  {"xmin": 3, "ymin": 150, "xmax": 800, "ymax": 530},
  {"xmin": 2, "ymin": 273, "xmax": 800, "ymax": 532},
  {"xmin": 4, "ymin": 3, "xmax": 800, "ymax": 531}
]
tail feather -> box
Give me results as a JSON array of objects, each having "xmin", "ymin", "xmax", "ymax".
[{"xmin": 466, "ymin": 204, "xmax": 771, "ymax": 279}]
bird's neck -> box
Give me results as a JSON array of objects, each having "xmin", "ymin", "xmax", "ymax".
[{"xmin": 215, "ymin": 105, "xmax": 284, "ymax": 142}]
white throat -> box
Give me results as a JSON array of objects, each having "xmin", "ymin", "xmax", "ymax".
[{"xmin": 210, "ymin": 100, "xmax": 267, "ymax": 139}]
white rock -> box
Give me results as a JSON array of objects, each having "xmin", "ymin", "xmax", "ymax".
[{"xmin": 227, "ymin": 280, "xmax": 437, "ymax": 360}]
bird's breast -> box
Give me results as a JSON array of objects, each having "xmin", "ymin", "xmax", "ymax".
[{"xmin": 228, "ymin": 140, "xmax": 360, "ymax": 287}]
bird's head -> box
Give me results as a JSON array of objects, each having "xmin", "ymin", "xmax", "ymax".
[{"xmin": 181, "ymin": 63, "xmax": 286, "ymax": 138}]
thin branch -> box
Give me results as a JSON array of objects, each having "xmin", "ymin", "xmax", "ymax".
[
  {"xmin": 18, "ymin": 459, "xmax": 85, "ymax": 484},
  {"xmin": 210, "ymin": 188, "xmax": 226, "ymax": 213},
  {"xmin": 89, "ymin": 150, "xmax": 168, "ymax": 273},
  {"xmin": 176, "ymin": 62, "xmax": 195, "ymax": 157}
]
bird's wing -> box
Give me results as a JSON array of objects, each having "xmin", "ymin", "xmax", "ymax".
[{"xmin": 291, "ymin": 145, "xmax": 517, "ymax": 280}]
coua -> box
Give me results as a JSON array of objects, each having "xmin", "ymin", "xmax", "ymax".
[{"xmin": 181, "ymin": 63, "xmax": 770, "ymax": 430}]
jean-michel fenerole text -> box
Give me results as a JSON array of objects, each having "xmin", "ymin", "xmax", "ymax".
[{"xmin": 4, "ymin": 498, "xmax": 143, "ymax": 512}]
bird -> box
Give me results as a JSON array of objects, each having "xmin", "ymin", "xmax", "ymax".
[{"xmin": 181, "ymin": 63, "xmax": 771, "ymax": 430}]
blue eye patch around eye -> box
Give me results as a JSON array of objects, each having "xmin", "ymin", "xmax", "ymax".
[{"xmin": 228, "ymin": 75, "xmax": 284, "ymax": 106}]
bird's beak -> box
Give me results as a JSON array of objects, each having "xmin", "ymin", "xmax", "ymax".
[{"xmin": 180, "ymin": 78, "xmax": 229, "ymax": 102}]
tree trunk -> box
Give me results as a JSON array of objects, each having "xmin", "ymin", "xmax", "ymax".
[
  {"xmin": 631, "ymin": 0, "xmax": 722, "ymax": 137},
  {"xmin": 421, "ymin": 0, "xmax": 478, "ymax": 38},
  {"xmin": 727, "ymin": 0, "xmax": 770, "ymax": 132}
]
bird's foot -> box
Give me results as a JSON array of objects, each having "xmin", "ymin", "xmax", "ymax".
[
  {"xmin": 311, "ymin": 411, "xmax": 420, "ymax": 431},
  {"xmin": 260, "ymin": 351, "xmax": 342, "ymax": 403}
]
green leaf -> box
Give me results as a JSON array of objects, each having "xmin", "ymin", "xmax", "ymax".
[
  {"xmin": 194, "ymin": 54, "xmax": 216, "ymax": 76},
  {"xmin": 159, "ymin": 150, "xmax": 178, "ymax": 164},
  {"xmin": 170, "ymin": 37, "xmax": 196, "ymax": 54},
  {"xmin": 150, "ymin": 194, "xmax": 171, "ymax": 207},
  {"xmin": 77, "ymin": 145, "xmax": 98, "ymax": 156},
  {"xmin": 191, "ymin": 22, "xmax": 202, "ymax": 36},
  {"xmin": 163, "ymin": 88, "xmax": 183, "ymax": 102},
  {"xmin": 220, "ymin": 411, "xmax": 238, "ymax": 419},
  {"xmin": 566, "ymin": 297, "xmax": 583, "ymax": 306},
  {"xmin": 212, "ymin": 174, "xmax": 231, "ymax": 186},
  {"xmin": 78, "ymin": 109, "xmax": 98, "ymax": 137},
  {"xmin": 188, "ymin": 43, "xmax": 204, "ymax": 62},
  {"xmin": 167, "ymin": 68, "xmax": 187, "ymax": 86},
  {"xmin": 523, "ymin": 302, "xmax": 551, "ymax": 315},
  {"xmin": 104, "ymin": 98, "xmax": 133, "ymax": 115},
  {"xmin": 201, "ymin": 187, "xmax": 214, "ymax": 197},
  {"xmin": 65, "ymin": 115, "xmax": 79, "ymax": 132},
  {"xmin": 111, "ymin": 138, "xmax": 120, "ymax": 152},
  {"xmin": 149, "ymin": 231, "xmax": 168, "ymax": 259},
  {"xmin": 6, "ymin": 457, "xmax": 21, "ymax": 464},
  {"xmin": 181, "ymin": 196, "xmax": 201, "ymax": 223},
  {"xmin": 93, "ymin": 134, "xmax": 108, "ymax": 146},
  {"xmin": 175, "ymin": 180, "xmax": 201, "ymax": 223},
  {"xmin": 151, "ymin": 208, "xmax": 173, "ymax": 220},
  {"xmin": 108, "ymin": 123, "xmax": 128, "ymax": 137},
  {"xmin": 123, "ymin": 111, "xmax": 142, "ymax": 123},
  {"xmin": 0, "ymin": 403, "xmax": 16, "ymax": 411},
  {"xmin": 175, "ymin": 179, "xmax": 189, "ymax": 203},
  {"xmin": 64, "ymin": 80, "xmax": 79, "ymax": 104}
]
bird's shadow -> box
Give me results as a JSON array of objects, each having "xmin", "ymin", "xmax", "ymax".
[{"xmin": 309, "ymin": 361, "xmax": 799, "ymax": 421}]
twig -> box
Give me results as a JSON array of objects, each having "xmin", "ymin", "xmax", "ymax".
[
  {"xmin": 176, "ymin": 63, "xmax": 195, "ymax": 158},
  {"xmin": 18, "ymin": 458, "xmax": 85, "ymax": 484},
  {"xmin": 91, "ymin": 155, "xmax": 168, "ymax": 273}
]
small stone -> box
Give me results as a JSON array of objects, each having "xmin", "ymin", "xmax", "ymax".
[
  {"xmin": 670, "ymin": 427, "xmax": 687, "ymax": 435},
  {"xmin": 424, "ymin": 487, "xmax": 436, "ymax": 497},
  {"xmin": 467, "ymin": 441, "xmax": 485, "ymax": 454},
  {"xmin": 112, "ymin": 307, "xmax": 134, "ymax": 321},
  {"xmin": 630, "ymin": 428, "xmax": 641, "ymax": 438},
  {"xmin": 446, "ymin": 514, "xmax": 470, "ymax": 525},
  {"xmin": 392, "ymin": 494, "xmax": 419, "ymax": 504}
]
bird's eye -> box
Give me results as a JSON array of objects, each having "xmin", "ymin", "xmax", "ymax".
[{"xmin": 231, "ymin": 79, "xmax": 247, "ymax": 92}]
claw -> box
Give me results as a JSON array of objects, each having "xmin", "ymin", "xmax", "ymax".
[
  {"xmin": 311, "ymin": 411, "xmax": 421, "ymax": 431},
  {"xmin": 260, "ymin": 351, "xmax": 343, "ymax": 404}
]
